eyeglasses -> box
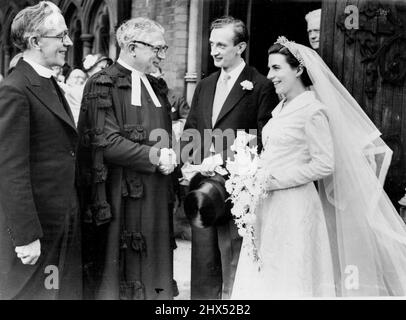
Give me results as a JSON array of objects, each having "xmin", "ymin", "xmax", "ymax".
[
  {"xmin": 41, "ymin": 31, "xmax": 71, "ymax": 43},
  {"xmin": 131, "ymin": 40, "xmax": 168, "ymax": 56}
]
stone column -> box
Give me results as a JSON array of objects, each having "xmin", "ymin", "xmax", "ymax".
[
  {"xmin": 109, "ymin": 30, "xmax": 117, "ymax": 60},
  {"xmin": 81, "ymin": 34, "xmax": 94, "ymax": 57},
  {"xmin": 184, "ymin": 0, "xmax": 199, "ymax": 106}
]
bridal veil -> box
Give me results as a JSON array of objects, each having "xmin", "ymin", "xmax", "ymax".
[{"xmin": 280, "ymin": 37, "xmax": 406, "ymax": 296}]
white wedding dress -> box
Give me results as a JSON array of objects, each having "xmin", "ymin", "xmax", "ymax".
[
  {"xmin": 231, "ymin": 91, "xmax": 337, "ymax": 299},
  {"xmin": 231, "ymin": 40, "xmax": 406, "ymax": 298}
]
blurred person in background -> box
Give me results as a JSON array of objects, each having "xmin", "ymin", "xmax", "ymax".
[
  {"xmin": 82, "ymin": 53, "xmax": 112, "ymax": 79},
  {"xmin": 305, "ymin": 9, "xmax": 321, "ymax": 51},
  {"xmin": 59, "ymin": 68, "xmax": 87, "ymax": 125}
]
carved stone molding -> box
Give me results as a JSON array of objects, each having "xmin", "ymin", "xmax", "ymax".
[
  {"xmin": 80, "ymin": 33, "xmax": 94, "ymax": 46},
  {"xmin": 92, "ymin": 2, "xmax": 110, "ymax": 56},
  {"xmin": 337, "ymin": 1, "xmax": 406, "ymax": 98}
]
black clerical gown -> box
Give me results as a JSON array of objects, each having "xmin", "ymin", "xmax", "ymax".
[{"xmin": 78, "ymin": 63, "xmax": 174, "ymax": 300}]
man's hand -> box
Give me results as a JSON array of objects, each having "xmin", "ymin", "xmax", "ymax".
[
  {"xmin": 15, "ymin": 239, "xmax": 41, "ymax": 265},
  {"xmin": 158, "ymin": 148, "xmax": 177, "ymax": 175}
]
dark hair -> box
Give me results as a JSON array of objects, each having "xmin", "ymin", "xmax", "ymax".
[
  {"xmin": 268, "ymin": 43, "xmax": 312, "ymax": 87},
  {"xmin": 210, "ymin": 16, "xmax": 249, "ymax": 45}
]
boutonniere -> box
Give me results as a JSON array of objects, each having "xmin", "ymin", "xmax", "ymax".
[{"xmin": 240, "ymin": 80, "xmax": 254, "ymax": 91}]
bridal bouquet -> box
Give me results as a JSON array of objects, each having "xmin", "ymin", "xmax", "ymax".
[{"xmin": 225, "ymin": 131, "xmax": 265, "ymax": 268}]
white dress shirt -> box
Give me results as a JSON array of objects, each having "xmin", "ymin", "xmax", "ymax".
[{"xmin": 211, "ymin": 60, "xmax": 246, "ymax": 127}]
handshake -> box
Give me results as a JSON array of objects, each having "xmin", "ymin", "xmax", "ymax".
[{"xmin": 158, "ymin": 148, "xmax": 177, "ymax": 175}]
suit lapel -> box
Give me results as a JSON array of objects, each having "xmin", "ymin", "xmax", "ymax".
[
  {"xmin": 205, "ymin": 71, "xmax": 220, "ymax": 128},
  {"xmin": 20, "ymin": 61, "xmax": 77, "ymax": 132},
  {"xmin": 54, "ymin": 79, "xmax": 76, "ymax": 127},
  {"xmin": 214, "ymin": 65, "xmax": 252, "ymax": 127}
]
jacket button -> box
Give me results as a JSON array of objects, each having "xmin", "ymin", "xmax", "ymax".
[{"xmin": 70, "ymin": 151, "xmax": 75, "ymax": 157}]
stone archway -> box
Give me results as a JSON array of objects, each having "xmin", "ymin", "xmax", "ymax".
[
  {"xmin": 81, "ymin": 0, "xmax": 117, "ymax": 60},
  {"xmin": 92, "ymin": 2, "xmax": 110, "ymax": 57},
  {"xmin": 70, "ymin": 16, "xmax": 83, "ymax": 69},
  {"xmin": 63, "ymin": 2, "xmax": 83, "ymax": 69}
]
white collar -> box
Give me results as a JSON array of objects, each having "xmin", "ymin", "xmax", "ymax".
[
  {"xmin": 219, "ymin": 60, "xmax": 246, "ymax": 84},
  {"xmin": 272, "ymin": 90, "xmax": 316, "ymax": 117},
  {"xmin": 23, "ymin": 57, "xmax": 55, "ymax": 79},
  {"xmin": 117, "ymin": 58, "xmax": 143, "ymax": 76},
  {"xmin": 117, "ymin": 58, "xmax": 161, "ymax": 107}
]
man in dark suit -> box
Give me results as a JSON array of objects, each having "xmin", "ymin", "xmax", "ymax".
[
  {"xmin": 184, "ymin": 16, "xmax": 278, "ymax": 299},
  {"xmin": 0, "ymin": 1, "xmax": 81, "ymax": 299}
]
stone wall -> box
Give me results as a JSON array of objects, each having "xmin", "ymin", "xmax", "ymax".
[{"xmin": 132, "ymin": 0, "xmax": 189, "ymax": 96}]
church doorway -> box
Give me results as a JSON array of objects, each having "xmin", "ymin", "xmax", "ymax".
[{"xmin": 201, "ymin": 0, "xmax": 321, "ymax": 78}]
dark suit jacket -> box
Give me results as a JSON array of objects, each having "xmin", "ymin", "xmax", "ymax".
[
  {"xmin": 0, "ymin": 60, "xmax": 80, "ymax": 299},
  {"xmin": 184, "ymin": 64, "xmax": 277, "ymax": 163},
  {"xmin": 183, "ymin": 64, "xmax": 278, "ymax": 300}
]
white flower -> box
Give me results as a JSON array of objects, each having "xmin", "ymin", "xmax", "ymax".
[
  {"xmin": 232, "ymin": 200, "xmax": 246, "ymax": 218},
  {"xmin": 243, "ymin": 213, "xmax": 256, "ymax": 225},
  {"xmin": 238, "ymin": 228, "xmax": 247, "ymax": 237},
  {"xmin": 225, "ymin": 128, "xmax": 264, "ymax": 266},
  {"xmin": 225, "ymin": 180, "xmax": 233, "ymax": 194},
  {"xmin": 240, "ymin": 80, "xmax": 254, "ymax": 91},
  {"xmin": 235, "ymin": 152, "xmax": 256, "ymax": 176},
  {"xmin": 231, "ymin": 131, "xmax": 257, "ymax": 152},
  {"xmin": 238, "ymin": 190, "xmax": 252, "ymax": 207}
]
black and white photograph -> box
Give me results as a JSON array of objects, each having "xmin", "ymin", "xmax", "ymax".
[{"xmin": 0, "ymin": 0, "xmax": 405, "ymax": 306}]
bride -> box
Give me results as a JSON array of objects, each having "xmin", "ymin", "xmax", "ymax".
[{"xmin": 231, "ymin": 36, "xmax": 406, "ymax": 298}]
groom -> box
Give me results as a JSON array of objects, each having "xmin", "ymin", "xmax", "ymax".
[{"xmin": 183, "ymin": 16, "xmax": 278, "ymax": 299}]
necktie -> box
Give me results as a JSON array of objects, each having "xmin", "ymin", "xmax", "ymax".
[{"xmin": 212, "ymin": 74, "xmax": 230, "ymax": 126}]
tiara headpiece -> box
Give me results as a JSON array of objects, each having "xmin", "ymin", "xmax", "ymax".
[{"xmin": 274, "ymin": 36, "xmax": 305, "ymax": 68}]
